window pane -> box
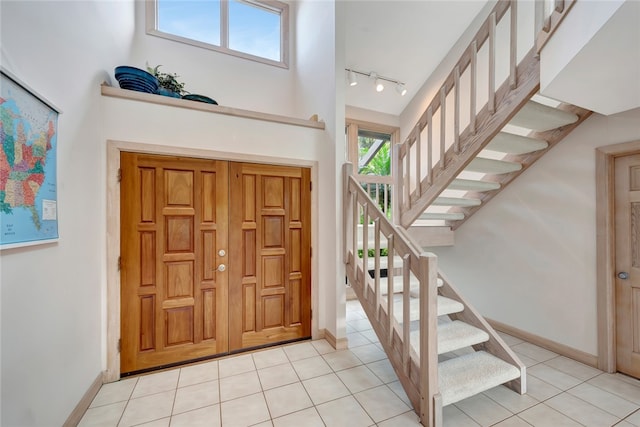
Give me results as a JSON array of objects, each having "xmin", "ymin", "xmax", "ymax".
[
  {"xmin": 229, "ymin": 0, "xmax": 281, "ymax": 61},
  {"xmin": 158, "ymin": 0, "xmax": 221, "ymax": 46},
  {"xmin": 358, "ymin": 131, "xmax": 391, "ymax": 176}
]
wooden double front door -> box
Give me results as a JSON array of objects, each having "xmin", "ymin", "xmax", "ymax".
[{"xmin": 120, "ymin": 152, "xmax": 311, "ymax": 374}]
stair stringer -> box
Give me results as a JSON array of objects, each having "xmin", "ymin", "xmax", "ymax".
[
  {"xmin": 437, "ymin": 270, "xmax": 526, "ymax": 395},
  {"xmin": 399, "ymin": 48, "xmax": 541, "ymax": 228}
]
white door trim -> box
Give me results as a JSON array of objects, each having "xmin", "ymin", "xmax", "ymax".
[
  {"xmin": 105, "ymin": 140, "xmax": 319, "ymax": 383},
  {"xmin": 596, "ymin": 139, "xmax": 640, "ymax": 373}
]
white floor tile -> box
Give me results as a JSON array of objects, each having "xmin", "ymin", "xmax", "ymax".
[
  {"xmin": 497, "ymin": 332, "xmax": 524, "ymax": 346},
  {"xmin": 220, "ymin": 393, "xmax": 270, "ymax": 427},
  {"xmin": 359, "ymin": 329, "xmax": 381, "ymax": 344},
  {"xmin": 292, "ymin": 355, "xmax": 333, "ymax": 380},
  {"xmin": 349, "ymin": 343, "xmax": 387, "ymax": 364},
  {"xmin": 526, "ymin": 375, "xmax": 563, "ymax": 402},
  {"xmin": 625, "ymin": 409, "xmax": 640, "ymax": 426},
  {"xmin": 518, "ymin": 403, "xmax": 583, "ymax": 427},
  {"xmin": 311, "ymin": 339, "xmax": 336, "ymax": 355},
  {"xmin": 543, "ymin": 356, "xmax": 601, "ymax": 381},
  {"xmin": 316, "ymin": 395, "xmax": 375, "ymax": 427},
  {"xmin": 483, "ymin": 385, "xmax": 539, "ymax": 413},
  {"xmin": 170, "ymin": 404, "xmax": 220, "ymax": 427},
  {"xmin": 491, "ymin": 416, "xmax": 533, "ymax": 426},
  {"xmin": 258, "ymin": 363, "xmax": 300, "ymax": 390},
  {"xmin": 302, "ymin": 373, "xmax": 351, "ymax": 405},
  {"xmin": 89, "ymin": 378, "xmax": 137, "ymax": 408},
  {"xmin": 178, "ymin": 360, "xmax": 218, "ymax": 388},
  {"xmin": 366, "ymin": 359, "xmax": 397, "ymax": 383},
  {"xmin": 130, "ymin": 370, "xmax": 179, "ymax": 399},
  {"xmin": 172, "ymin": 380, "xmax": 220, "ymax": 415},
  {"xmin": 567, "ymin": 382, "xmax": 639, "ymax": 418},
  {"xmin": 219, "ymin": 371, "xmax": 262, "ymax": 402},
  {"xmin": 387, "ymin": 380, "xmax": 412, "ymax": 407},
  {"xmin": 545, "ymin": 392, "xmax": 620, "ymax": 427},
  {"xmin": 137, "ymin": 417, "xmax": 170, "ymax": 427},
  {"xmin": 264, "ymin": 383, "xmax": 313, "ymax": 418},
  {"xmin": 511, "ymin": 343, "xmax": 558, "ymax": 363},
  {"xmin": 454, "ymin": 393, "xmax": 512, "ymax": 426},
  {"xmin": 323, "ymin": 350, "xmax": 363, "ymax": 371},
  {"xmin": 336, "ymin": 365, "xmax": 382, "ymax": 393},
  {"xmin": 442, "ymin": 405, "xmax": 481, "ymax": 427},
  {"xmin": 78, "ymin": 401, "xmax": 127, "ymax": 426},
  {"xmin": 218, "ymin": 354, "xmax": 256, "ymax": 378},
  {"xmin": 347, "ymin": 332, "xmax": 372, "ymax": 348},
  {"xmin": 253, "ymin": 348, "xmax": 289, "ymax": 370},
  {"xmin": 377, "ymin": 410, "xmax": 421, "ymax": 426},
  {"xmin": 272, "ymin": 407, "xmax": 324, "ymax": 427},
  {"xmin": 588, "ymin": 374, "xmax": 640, "ymax": 405},
  {"xmin": 354, "ymin": 385, "xmax": 410, "ymax": 423},
  {"xmin": 528, "ymin": 364, "xmax": 583, "ymax": 391},
  {"xmin": 119, "ymin": 390, "xmax": 175, "ymax": 427},
  {"xmin": 283, "ymin": 342, "xmax": 319, "ymax": 361}
]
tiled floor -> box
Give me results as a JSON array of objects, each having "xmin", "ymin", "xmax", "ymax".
[{"xmin": 80, "ymin": 299, "xmax": 640, "ymax": 426}]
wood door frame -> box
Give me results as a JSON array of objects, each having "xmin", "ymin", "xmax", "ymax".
[
  {"xmin": 105, "ymin": 140, "xmax": 319, "ymax": 383},
  {"xmin": 596, "ymin": 139, "xmax": 640, "ymax": 373}
]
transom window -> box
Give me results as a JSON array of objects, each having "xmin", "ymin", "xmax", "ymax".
[{"xmin": 147, "ymin": 0, "xmax": 289, "ymax": 68}]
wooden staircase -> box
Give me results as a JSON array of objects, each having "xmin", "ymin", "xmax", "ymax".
[{"xmin": 343, "ymin": 1, "xmax": 589, "ymax": 426}]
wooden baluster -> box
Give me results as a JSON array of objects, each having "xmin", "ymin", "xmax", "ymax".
[
  {"xmin": 374, "ymin": 219, "xmax": 381, "ymax": 320},
  {"xmin": 362, "ymin": 204, "xmax": 369, "ymax": 299},
  {"xmin": 383, "ymin": 183, "xmax": 389, "ymax": 218},
  {"xmin": 342, "ymin": 164, "xmax": 353, "ymax": 264},
  {"xmin": 555, "ymin": 0, "xmax": 565, "ymax": 13},
  {"xmin": 440, "ymin": 87, "xmax": 446, "ymax": 168},
  {"xmin": 489, "ymin": 12, "xmax": 496, "ymax": 114},
  {"xmin": 470, "ymin": 41, "xmax": 477, "ymax": 135},
  {"xmin": 454, "ymin": 66, "xmax": 460, "ymax": 154},
  {"xmin": 427, "ymin": 107, "xmax": 433, "ymax": 184},
  {"xmin": 415, "ymin": 130, "xmax": 422, "ymax": 196},
  {"xmin": 402, "ymin": 254, "xmax": 411, "ymax": 373},
  {"xmin": 510, "ymin": 0, "xmax": 518, "ymax": 89},
  {"xmin": 387, "ymin": 234, "xmax": 394, "ymax": 345},
  {"xmin": 404, "ymin": 141, "xmax": 411, "ymax": 207},
  {"xmin": 394, "ymin": 144, "xmax": 404, "ymax": 215},
  {"xmin": 352, "ymin": 194, "xmax": 358, "ymax": 280}
]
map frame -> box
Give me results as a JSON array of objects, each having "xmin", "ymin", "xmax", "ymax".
[{"xmin": 1, "ymin": 68, "xmax": 61, "ymax": 250}]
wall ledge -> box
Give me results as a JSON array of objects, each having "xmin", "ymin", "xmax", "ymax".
[{"xmin": 101, "ymin": 84, "xmax": 325, "ymax": 130}]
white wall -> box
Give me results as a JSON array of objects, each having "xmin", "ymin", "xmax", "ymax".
[
  {"xmin": 1, "ymin": 0, "xmax": 341, "ymax": 424},
  {"xmin": 294, "ymin": 0, "xmax": 345, "ymax": 340},
  {"xmin": 0, "ymin": 1, "xmax": 134, "ymax": 425},
  {"xmin": 426, "ymin": 108, "xmax": 640, "ymax": 355}
]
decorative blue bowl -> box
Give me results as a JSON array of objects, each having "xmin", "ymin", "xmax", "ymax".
[
  {"xmin": 182, "ymin": 94, "xmax": 218, "ymax": 105},
  {"xmin": 157, "ymin": 87, "xmax": 181, "ymax": 98},
  {"xmin": 114, "ymin": 66, "xmax": 158, "ymax": 94}
]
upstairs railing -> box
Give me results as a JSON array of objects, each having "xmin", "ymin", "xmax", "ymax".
[
  {"xmin": 395, "ymin": 0, "xmax": 540, "ymax": 228},
  {"xmin": 358, "ymin": 175, "xmax": 393, "ymax": 219},
  {"xmin": 535, "ymin": 0, "xmax": 576, "ymax": 53},
  {"xmin": 343, "ymin": 163, "xmax": 441, "ymax": 426}
]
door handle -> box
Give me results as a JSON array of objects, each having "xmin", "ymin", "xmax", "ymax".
[
  {"xmin": 618, "ymin": 272, "xmax": 629, "ymax": 280},
  {"xmin": 217, "ymin": 264, "xmax": 226, "ymax": 272}
]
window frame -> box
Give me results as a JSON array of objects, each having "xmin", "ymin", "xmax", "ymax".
[{"xmin": 146, "ymin": 0, "xmax": 290, "ymax": 69}]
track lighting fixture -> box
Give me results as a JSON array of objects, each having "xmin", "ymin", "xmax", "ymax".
[
  {"xmin": 345, "ymin": 68, "xmax": 406, "ymax": 96},
  {"xmin": 348, "ymin": 69, "xmax": 358, "ymax": 86}
]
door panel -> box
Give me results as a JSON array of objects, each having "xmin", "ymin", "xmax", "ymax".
[
  {"xmin": 121, "ymin": 153, "xmax": 229, "ymax": 374},
  {"xmin": 229, "ymin": 162, "xmax": 311, "ymax": 351},
  {"xmin": 616, "ymin": 153, "xmax": 640, "ymax": 378}
]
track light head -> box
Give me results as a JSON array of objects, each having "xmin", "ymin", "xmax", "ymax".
[
  {"xmin": 348, "ymin": 69, "xmax": 358, "ymax": 86},
  {"xmin": 395, "ymin": 83, "xmax": 407, "ymax": 96}
]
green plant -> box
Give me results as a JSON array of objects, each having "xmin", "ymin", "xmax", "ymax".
[{"xmin": 147, "ymin": 64, "xmax": 186, "ymax": 95}]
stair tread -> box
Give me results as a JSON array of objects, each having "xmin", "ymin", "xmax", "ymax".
[
  {"xmin": 437, "ymin": 296, "xmax": 464, "ymax": 316},
  {"xmin": 375, "ymin": 275, "xmax": 443, "ymax": 296},
  {"xmin": 410, "ymin": 320, "xmax": 490, "ymax": 356},
  {"xmin": 439, "ymin": 351, "xmax": 521, "ymax": 406},
  {"xmin": 465, "ymin": 158, "xmax": 522, "ymax": 174},
  {"xmin": 433, "ymin": 197, "xmax": 482, "ymax": 207},
  {"xmin": 448, "ymin": 179, "xmax": 501, "ymax": 192},
  {"xmin": 487, "ymin": 132, "xmax": 549, "ymax": 154},
  {"xmin": 509, "ymin": 100, "xmax": 579, "ymax": 132},
  {"xmin": 419, "ymin": 212, "xmax": 465, "ymax": 221}
]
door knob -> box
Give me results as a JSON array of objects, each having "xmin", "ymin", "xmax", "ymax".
[
  {"xmin": 217, "ymin": 264, "xmax": 226, "ymax": 272},
  {"xmin": 218, "ymin": 249, "xmax": 226, "ymax": 257},
  {"xmin": 618, "ymin": 272, "xmax": 629, "ymax": 280}
]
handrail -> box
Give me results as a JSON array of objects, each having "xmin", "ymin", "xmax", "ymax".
[
  {"xmin": 535, "ymin": 0, "xmax": 576, "ymax": 53},
  {"xmin": 343, "ymin": 162, "xmax": 440, "ymax": 426},
  {"xmin": 395, "ymin": 0, "xmax": 541, "ymax": 227}
]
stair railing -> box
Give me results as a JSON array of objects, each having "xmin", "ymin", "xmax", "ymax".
[
  {"xmin": 343, "ymin": 162, "xmax": 441, "ymax": 427},
  {"xmin": 395, "ymin": 0, "xmax": 541, "ymax": 228},
  {"xmin": 536, "ymin": 0, "xmax": 576, "ymax": 53}
]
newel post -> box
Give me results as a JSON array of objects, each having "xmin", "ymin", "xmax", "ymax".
[
  {"xmin": 343, "ymin": 163, "xmax": 354, "ymax": 264},
  {"xmin": 419, "ymin": 252, "xmax": 441, "ymax": 427}
]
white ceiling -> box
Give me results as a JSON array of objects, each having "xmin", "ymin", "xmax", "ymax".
[{"xmin": 343, "ymin": 0, "xmax": 489, "ymax": 117}]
